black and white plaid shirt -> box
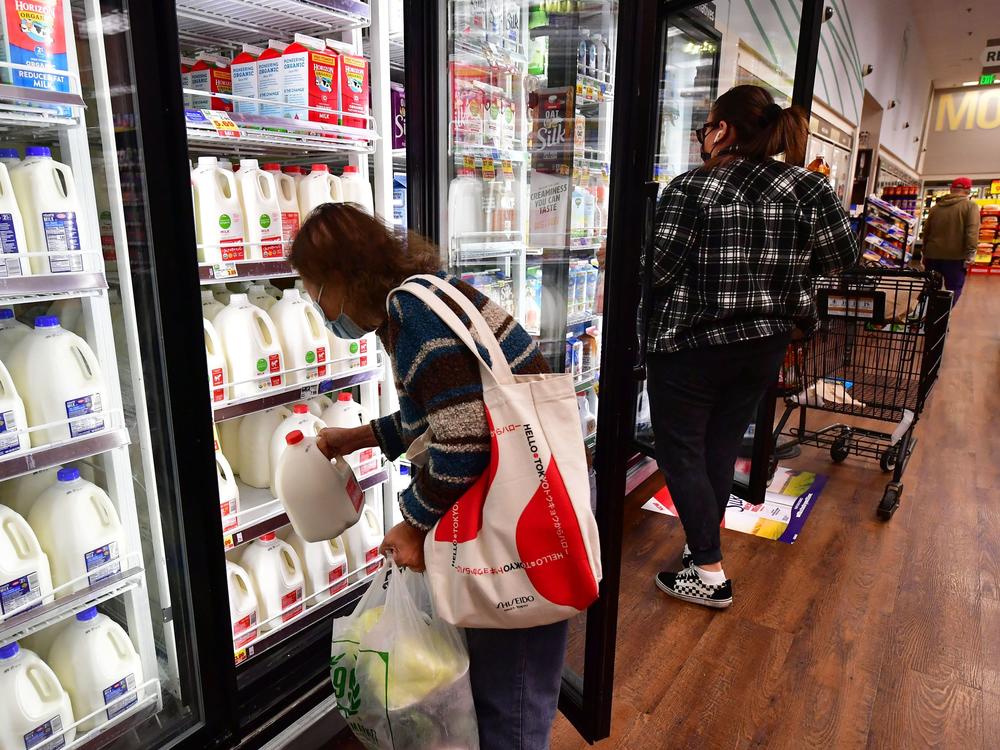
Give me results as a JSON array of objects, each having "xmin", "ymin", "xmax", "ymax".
[{"xmin": 645, "ymin": 158, "xmax": 859, "ymax": 353}]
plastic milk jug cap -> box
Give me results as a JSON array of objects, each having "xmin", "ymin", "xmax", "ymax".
[
  {"xmin": 292, "ymin": 404, "xmax": 308, "ymax": 414},
  {"xmin": 76, "ymin": 607, "xmax": 98, "ymax": 622},
  {"xmin": 197, "ymin": 156, "xmax": 218, "ymax": 168},
  {"xmin": 240, "ymin": 159, "xmax": 259, "ymax": 170},
  {"xmin": 34, "ymin": 315, "xmax": 59, "ymax": 328},
  {"xmin": 310, "ymin": 164, "xmax": 329, "ymax": 173},
  {"xmin": 337, "ymin": 392, "xmax": 352, "ymax": 402},
  {"xmin": 0, "ymin": 309, "xmax": 12, "ymax": 319},
  {"xmin": 284, "ymin": 166, "xmax": 302, "ymax": 174},
  {"xmin": 24, "ymin": 146, "xmax": 51, "ymax": 158},
  {"xmin": 285, "ymin": 429, "xmax": 304, "ymax": 446},
  {"xmin": 0, "ymin": 642, "xmax": 18, "ymax": 659},
  {"xmin": 343, "ymin": 166, "xmax": 358, "ymax": 174},
  {"xmin": 262, "ymin": 163, "xmax": 281, "ymax": 171},
  {"xmin": 57, "ymin": 467, "xmax": 81, "ymax": 482},
  {"xmin": 0, "ymin": 148, "xmax": 18, "ymax": 158},
  {"xmin": 259, "ymin": 532, "xmax": 277, "ymax": 542}
]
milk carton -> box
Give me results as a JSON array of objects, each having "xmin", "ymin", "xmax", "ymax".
[
  {"xmin": 0, "ymin": 643, "xmax": 76, "ymax": 749},
  {"xmin": 237, "ymin": 406, "xmax": 291, "ymax": 489},
  {"xmin": 7, "ymin": 316, "xmax": 107, "ymax": 445},
  {"xmin": 268, "ymin": 404, "xmax": 325, "ymax": 492},
  {"xmin": 0, "ymin": 355, "xmax": 29, "ymax": 456},
  {"xmin": 10, "ymin": 146, "xmax": 84, "ymax": 274},
  {"xmin": 236, "ymin": 159, "xmax": 283, "ymax": 259},
  {"xmin": 28, "ymin": 468, "xmax": 125, "ymax": 595},
  {"xmin": 190, "ymin": 55, "xmax": 233, "ymax": 111},
  {"xmin": 216, "ymin": 451, "xmax": 239, "ymax": 531},
  {"xmin": 0, "ymin": 0, "xmax": 72, "ymax": 108},
  {"xmin": 0, "ymin": 162, "xmax": 28, "ymax": 278},
  {"xmin": 0, "ymin": 504, "xmax": 53, "ymax": 618},
  {"xmin": 180, "ymin": 56, "xmax": 195, "ymax": 109},
  {"xmin": 48, "ymin": 607, "xmax": 143, "ymax": 731},
  {"xmin": 211, "ymin": 294, "xmax": 284, "ymax": 400},
  {"xmin": 239, "ymin": 533, "xmax": 304, "ymax": 631},
  {"xmin": 339, "ymin": 52, "xmax": 369, "ymax": 129},
  {"xmin": 230, "ymin": 45, "xmax": 261, "ymax": 115},
  {"xmin": 256, "ymin": 41, "xmax": 285, "ymax": 118},
  {"xmin": 226, "ymin": 561, "xmax": 259, "ymax": 648},
  {"xmin": 191, "ymin": 156, "xmax": 246, "ymax": 263},
  {"xmin": 341, "ymin": 506, "xmax": 383, "ymax": 577},
  {"xmin": 297, "ymin": 164, "xmax": 343, "ymax": 220},
  {"xmin": 283, "ymin": 34, "xmax": 339, "ymax": 124},
  {"xmin": 201, "ymin": 289, "xmax": 224, "ymax": 321},
  {"xmin": 268, "ymin": 289, "xmax": 327, "ymax": 384},
  {"xmin": 262, "ymin": 163, "xmax": 300, "ymax": 249},
  {"xmin": 339, "ymin": 165, "xmax": 374, "ymax": 215},
  {"xmin": 284, "ymin": 528, "xmax": 349, "ymax": 604},
  {"xmin": 204, "ymin": 317, "xmax": 227, "ymax": 404}
]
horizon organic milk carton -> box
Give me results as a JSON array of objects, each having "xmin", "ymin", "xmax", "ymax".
[
  {"xmin": 190, "ymin": 54, "xmax": 233, "ymax": 111},
  {"xmin": 338, "ymin": 52, "xmax": 369, "ymax": 129},
  {"xmin": 0, "ymin": 0, "xmax": 71, "ymax": 114},
  {"xmin": 283, "ymin": 33, "xmax": 339, "ymax": 124}
]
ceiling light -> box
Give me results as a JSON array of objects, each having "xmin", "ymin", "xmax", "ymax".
[{"xmin": 962, "ymin": 80, "xmax": 978, "ymax": 86}]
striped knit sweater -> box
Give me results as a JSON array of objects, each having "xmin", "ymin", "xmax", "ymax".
[{"xmin": 371, "ymin": 272, "xmax": 548, "ymax": 530}]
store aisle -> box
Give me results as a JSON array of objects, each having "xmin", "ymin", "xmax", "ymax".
[{"xmin": 551, "ymin": 275, "xmax": 999, "ymax": 749}]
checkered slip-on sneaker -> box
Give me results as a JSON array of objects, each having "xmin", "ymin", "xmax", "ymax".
[
  {"xmin": 681, "ymin": 546, "xmax": 693, "ymax": 569},
  {"xmin": 655, "ymin": 564, "xmax": 733, "ymax": 609}
]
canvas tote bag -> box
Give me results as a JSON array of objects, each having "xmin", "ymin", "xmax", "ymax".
[{"xmin": 391, "ymin": 275, "xmax": 602, "ymax": 628}]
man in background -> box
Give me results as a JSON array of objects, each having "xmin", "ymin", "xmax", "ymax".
[{"xmin": 921, "ymin": 176, "xmax": 980, "ymax": 304}]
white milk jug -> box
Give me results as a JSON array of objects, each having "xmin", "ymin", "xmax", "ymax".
[
  {"xmin": 284, "ymin": 528, "xmax": 349, "ymax": 604},
  {"xmin": 226, "ymin": 561, "xmax": 259, "ymax": 649},
  {"xmin": 263, "ymin": 163, "xmax": 300, "ymax": 249},
  {"xmin": 339, "ymin": 165, "xmax": 374, "ymax": 215},
  {"xmin": 217, "ymin": 451, "xmax": 239, "ymax": 532},
  {"xmin": 263, "ymin": 281, "xmax": 283, "ymax": 300},
  {"xmin": 273, "ymin": 430, "xmax": 363, "ymax": 543},
  {"xmin": 237, "ymin": 406, "xmax": 291, "ymax": 489},
  {"xmin": 305, "ymin": 394, "xmax": 331, "ymax": 417},
  {"xmin": 0, "ymin": 148, "xmax": 19, "ymax": 169},
  {"xmin": 201, "ymin": 289, "xmax": 224, "ymax": 321},
  {"xmin": 191, "ymin": 156, "xmax": 246, "ymax": 263},
  {"xmin": 269, "ymin": 289, "xmax": 328, "ymax": 385},
  {"xmin": 293, "ymin": 279, "xmax": 312, "ymax": 302},
  {"xmin": 48, "ymin": 607, "xmax": 143, "ymax": 732},
  {"xmin": 236, "ymin": 159, "xmax": 284, "ymax": 260},
  {"xmin": 247, "ymin": 283, "xmax": 277, "ymax": 312},
  {"xmin": 10, "ymin": 146, "xmax": 85, "ymax": 275},
  {"xmin": 218, "ymin": 417, "xmax": 242, "ymax": 476},
  {"xmin": 0, "ymin": 163, "xmax": 29, "ymax": 278},
  {"xmin": 0, "ymin": 308, "xmax": 29, "ymax": 359},
  {"xmin": 268, "ymin": 405, "xmax": 325, "ymax": 492},
  {"xmin": 448, "ymin": 169, "xmax": 485, "ymax": 239},
  {"xmin": 330, "ymin": 331, "xmax": 375, "ymax": 372},
  {"xmin": 46, "ymin": 298, "xmax": 84, "ymax": 337},
  {"xmin": 322, "ymin": 393, "xmax": 377, "ymax": 473},
  {"xmin": 0, "ymin": 466, "xmax": 60, "ymax": 518},
  {"xmin": 0, "ymin": 505, "xmax": 53, "ymax": 619},
  {"xmin": 239, "ymin": 533, "xmax": 304, "ymax": 631},
  {"xmin": 204, "ymin": 317, "xmax": 228, "ymax": 405},
  {"xmin": 7, "ymin": 316, "xmax": 108, "ymax": 445},
  {"xmin": 0, "ymin": 643, "xmax": 75, "ymax": 749},
  {"xmin": 297, "ymin": 164, "xmax": 343, "ymax": 221},
  {"xmin": 212, "ymin": 294, "xmax": 285, "ymax": 400},
  {"xmin": 341, "ymin": 506, "xmax": 383, "ymax": 577},
  {"xmin": 290, "ymin": 399, "xmax": 323, "ymax": 419},
  {"xmin": 0, "ymin": 356, "xmax": 29, "ymax": 457},
  {"xmin": 20, "ymin": 620, "xmax": 67, "ymax": 661},
  {"xmin": 28, "ymin": 468, "xmax": 125, "ymax": 595}
]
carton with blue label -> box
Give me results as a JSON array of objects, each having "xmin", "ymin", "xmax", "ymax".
[{"xmin": 0, "ymin": 0, "xmax": 72, "ymax": 101}]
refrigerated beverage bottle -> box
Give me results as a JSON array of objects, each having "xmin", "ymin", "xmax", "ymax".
[
  {"xmin": 492, "ymin": 179, "xmax": 518, "ymax": 237},
  {"xmin": 7, "ymin": 316, "xmax": 107, "ymax": 445},
  {"xmin": 0, "ymin": 163, "xmax": 29, "ymax": 278},
  {"xmin": 594, "ymin": 34, "xmax": 608, "ymax": 79},
  {"xmin": 263, "ymin": 281, "xmax": 283, "ymax": 300},
  {"xmin": 211, "ymin": 283, "xmax": 232, "ymax": 304},
  {"xmin": 274, "ymin": 430, "xmax": 362, "ymax": 542},
  {"xmin": 226, "ymin": 281, "xmax": 253, "ymax": 295},
  {"xmin": 321, "ymin": 392, "xmax": 365, "ymax": 430},
  {"xmin": 297, "ymin": 164, "xmax": 343, "ymax": 221},
  {"xmin": 0, "ymin": 308, "xmax": 28, "ymax": 358},
  {"xmin": 236, "ymin": 160, "xmax": 283, "ymax": 259},
  {"xmin": 237, "ymin": 406, "xmax": 291, "ymax": 489},
  {"xmin": 227, "ymin": 561, "xmax": 259, "ymax": 649},
  {"xmin": 48, "ymin": 607, "xmax": 143, "ymax": 732},
  {"xmin": 0, "ymin": 466, "xmax": 60, "ymax": 518},
  {"xmin": 256, "ymin": 42, "xmax": 286, "ymax": 118},
  {"xmin": 582, "ymin": 187, "xmax": 596, "ymax": 239},
  {"xmin": 217, "ymin": 416, "xmax": 243, "ymax": 475},
  {"xmin": 0, "ymin": 642, "xmax": 75, "ymax": 748},
  {"xmin": 293, "ymin": 279, "xmax": 312, "ymax": 302},
  {"xmin": 28, "ymin": 468, "xmax": 125, "ymax": 596},
  {"xmin": 341, "ymin": 506, "xmax": 383, "ymax": 576},
  {"xmin": 46, "ymin": 298, "xmax": 84, "ymax": 337},
  {"xmin": 200, "ymin": 289, "xmax": 225, "ymax": 321},
  {"xmin": 0, "ymin": 355, "xmax": 28, "ymax": 457},
  {"xmin": 579, "ymin": 328, "xmax": 598, "ymax": 374},
  {"xmin": 231, "ymin": 45, "xmax": 260, "ymax": 115},
  {"xmin": 191, "ymin": 156, "xmax": 246, "ymax": 263},
  {"xmin": 448, "ymin": 168, "xmax": 485, "ymax": 238},
  {"xmin": 585, "ymin": 263, "xmax": 598, "ymax": 313},
  {"xmin": 10, "ymin": 146, "xmax": 85, "ymax": 275},
  {"xmin": 283, "ymin": 165, "xmax": 306, "ymax": 190},
  {"xmin": 268, "ymin": 289, "xmax": 327, "ymax": 385},
  {"xmin": 20, "ymin": 620, "xmax": 68, "ymax": 661},
  {"xmin": 284, "ymin": 528, "xmax": 349, "ymax": 604},
  {"xmin": 587, "ymin": 35, "xmax": 598, "ymax": 77},
  {"xmin": 247, "ymin": 283, "xmax": 277, "ymax": 312},
  {"xmin": 268, "ymin": 404, "xmax": 325, "ymax": 493},
  {"xmin": 212, "ymin": 294, "xmax": 284, "ymax": 400},
  {"xmin": 0, "ymin": 504, "xmax": 53, "ymax": 618},
  {"xmin": 262, "ymin": 163, "xmax": 300, "ymax": 249},
  {"xmin": 204, "ymin": 317, "xmax": 228, "ymax": 405},
  {"xmin": 216, "ymin": 450, "xmax": 239, "ymax": 531},
  {"xmin": 304, "ymin": 395, "xmax": 331, "ymax": 417},
  {"xmin": 239, "ymin": 533, "xmax": 304, "ymax": 631},
  {"xmin": 0, "ymin": 147, "xmax": 19, "ymax": 169},
  {"xmin": 570, "ymin": 184, "xmax": 587, "ymax": 241},
  {"xmin": 339, "ymin": 165, "xmax": 374, "ymax": 215},
  {"xmin": 577, "ymin": 393, "xmax": 596, "ymax": 437},
  {"xmin": 577, "ymin": 30, "xmax": 590, "ymax": 73}
]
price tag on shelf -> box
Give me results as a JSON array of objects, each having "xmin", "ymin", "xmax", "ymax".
[
  {"xmin": 300, "ymin": 383, "xmax": 319, "ymax": 398},
  {"xmin": 482, "ymin": 157, "xmax": 496, "ymax": 180},
  {"xmin": 586, "ymin": 84, "xmax": 596, "ymax": 101},
  {"xmin": 501, "ymin": 159, "xmax": 514, "ymax": 180},
  {"xmin": 576, "ymin": 81, "xmax": 584, "ymax": 98},
  {"xmin": 463, "ymin": 155, "xmax": 476, "ymax": 172},
  {"xmin": 212, "ymin": 262, "xmax": 237, "ymax": 279},
  {"xmin": 202, "ymin": 110, "xmax": 241, "ymax": 138},
  {"xmin": 224, "ymin": 535, "xmax": 235, "ymax": 550}
]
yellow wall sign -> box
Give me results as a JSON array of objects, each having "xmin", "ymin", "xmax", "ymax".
[
  {"xmin": 992, "ymin": 179, "xmax": 1000, "ymax": 195},
  {"xmin": 934, "ymin": 88, "xmax": 1000, "ymax": 131}
]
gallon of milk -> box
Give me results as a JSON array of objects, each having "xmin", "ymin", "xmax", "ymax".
[
  {"xmin": 7, "ymin": 316, "xmax": 107, "ymax": 445},
  {"xmin": 284, "ymin": 528, "xmax": 348, "ymax": 604},
  {"xmin": 0, "ymin": 505, "xmax": 53, "ymax": 619},
  {"xmin": 262, "ymin": 163, "xmax": 300, "ymax": 249},
  {"xmin": 247, "ymin": 283, "xmax": 277, "ymax": 312},
  {"xmin": 297, "ymin": 164, "xmax": 343, "ymax": 221},
  {"xmin": 268, "ymin": 405, "xmax": 325, "ymax": 492},
  {"xmin": 0, "ymin": 308, "xmax": 28, "ymax": 359},
  {"xmin": 339, "ymin": 165, "xmax": 374, "ymax": 215},
  {"xmin": 273, "ymin": 430, "xmax": 362, "ymax": 542},
  {"xmin": 28, "ymin": 468, "xmax": 125, "ymax": 595},
  {"xmin": 0, "ymin": 148, "xmax": 19, "ymax": 168},
  {"xmin": 329, "ymin": 331, "xmax": 374, "ymax": 372},
  {"xmin": 341, "ymin": 506, "xmax": 383, "ymax": 577},
  {"xmin": 239, "ymin": 533, "xmax": 304, "ymax": 631},
  {"xmin": 20, "ymin": 620, "xmax": 67, "ymax": 661},
  {"xmin": 216, "ymin": 451, "xmax": 239, "ymax": 532},
  {"xmin": 191, "ymin": 156, "xmax": 246, "ymax": 263},
  {"xmin": 48, "ymin": 607, "xmax": 143, "ymax": 731},
  {"xmin": 46, "ymin": 297, "xmax": 84, "ymax": 336},
  {"xmin": 263, "ymin": 281, "xmax": 283, "ymax": 300},
  {"xmin": 236, "ymin": 160, "xmax": 283, "ymax": 259},
  {"xmin": 0, "ymin": 355, "xmax": 29, "ymax": 457},
  {"xmin": 226, "ymin": 561, "xmax": 259, "ymax": 649},
  {"xmin": 212, "ymin": 294, "xmax": 284, "ymax": 400},
  {"xmin": 301, "ymin": 395, "xmax": 330, "ymax": 418},
  {"xmin": 0, "ymin": 643, "xmax": 75, "ymax": 749},
  {"xmin": 237, "ymin": 406, "xmax": 291, "ymax": 489},
  {"xmin": 217, "ymin": 417, "xmax": 242, "ymax": 475},
  {"xmin": 0, "ymin": 466, "xmax": 60, "ymax": 518},
  {"xmin": 269, "ymin": 289, "xmax": 327, "ymax": 385},
  {"xmin": 204, "ymin": 317, "xmax": 228, "ymax": 405},
  {"xmin": 0, "ymin": 162, "xmax": 29, "ymax": 278},
  {"xmin": 448, "ymin": 169, "xmax": 485, "ymax": 239},
  {"xmin": 200, "ymin": 289, "xmax": 225, "ymax": 321},
  {"xmin": 322, "ymin": 392, "xmax": 377, "ymax": 473},
  {"xmin": 9, "ymin": 146, "xmax": 85, "ymax": 275}
]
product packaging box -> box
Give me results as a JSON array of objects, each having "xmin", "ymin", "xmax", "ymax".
[
  {"xmin": 0, "ymin": 0, "xmax": 72, "ymax": 110},
  {"xmin": 283, "ymin": 33, "xmax": 339, "ymax": 124},
  {"xmin": 190, "ymin": 55, "xmax": 233, "ymax": 111},
  {"xmin": 339, "ymin": 52, "xmax": 369, "ymax": 130},
  {"xmin": 393, "ymin": 173, "xmax": 407, "ymax": 230},
  {"xmin": 390, "ymin": 81, "xmax": 406, "ymax": 149}
]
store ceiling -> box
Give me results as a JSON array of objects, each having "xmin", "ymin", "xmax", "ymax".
[{"xmin": 910, "ymin": 1, "xmax": 999, "ymax": 88}]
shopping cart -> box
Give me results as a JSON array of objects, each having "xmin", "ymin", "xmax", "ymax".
[{"xmin": 772, "ymin": 268, "xmax": 952, "ymax": 519}]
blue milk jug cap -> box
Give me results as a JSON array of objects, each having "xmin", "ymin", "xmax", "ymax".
[
  {"xmin": 0, "ymin": 309, "xmax": 12, "ymax": 319},
  {"xmin": 0, "ymin": 148, "xmax": 18, "ymax": 158},
  {"xmin": 24, "ymin": 146, "xmax": 51, "ymax": 157},
  {"xmin": 34, "ymin": 315, "xmax": 59, "ymax": 328},
  {"xmin": 57, "ymin": 467, "xmax": 80, "ymax": 482},
  {"xmin": 76, "ymin": 607, "xmax": 98, "ymax": 621},
  {"xmin": 0, "ymin": 642, "xmax": 19, "ymax": 659}
]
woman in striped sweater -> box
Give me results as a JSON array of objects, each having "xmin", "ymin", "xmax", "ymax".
[{"xmin": 289, "ymin": 203, "xmax": 568, "ymax": 750}]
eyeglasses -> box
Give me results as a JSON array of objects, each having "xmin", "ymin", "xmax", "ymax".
[{"xmin": 694, "ymin": 121, "xmax": 719, "ymax": 145}]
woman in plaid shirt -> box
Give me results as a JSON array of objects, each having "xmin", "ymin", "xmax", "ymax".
[{"xmin": 648, "ymin": 85, "xmax": 859, "ymax": 608}]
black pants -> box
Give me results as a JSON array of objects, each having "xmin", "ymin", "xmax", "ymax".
[{"xmin": 646, "ymin": 334, "xmax": 790, "ymax": 566}]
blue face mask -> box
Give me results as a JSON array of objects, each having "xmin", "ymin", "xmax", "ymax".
[{"xmin": 315, "ymin": 284, "xmax": 371, "ymax": 340}]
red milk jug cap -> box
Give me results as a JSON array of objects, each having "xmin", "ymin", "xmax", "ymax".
[{"xmin": 285, "ymin": 429, "xmax": 304, "ymax": 445}]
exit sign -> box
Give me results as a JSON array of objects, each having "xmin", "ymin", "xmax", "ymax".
[{"xmin": 981, "ymin": 73, "xmax": 996, "ymax": 86}]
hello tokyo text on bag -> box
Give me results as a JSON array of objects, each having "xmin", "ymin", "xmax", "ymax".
[{"xmin": 391, "ymin": 275, "xmax": 602, "ymax": 629}]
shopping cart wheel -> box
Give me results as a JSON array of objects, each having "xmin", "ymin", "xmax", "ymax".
[
  {"xmin": 879, "ymin": 447, "xmax": 898, "ymax": 473},
  {"xmin": 877, "ymin": 482, "xmax": 903, "ymax": 520},
  {"xmin": 830, "ymin": 434, "xmax": 851, "ymax": 463}
]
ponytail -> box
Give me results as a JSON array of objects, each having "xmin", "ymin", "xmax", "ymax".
[{"xmin": 708, "ymin": 85, "xmax": 809, "ymax": 166}]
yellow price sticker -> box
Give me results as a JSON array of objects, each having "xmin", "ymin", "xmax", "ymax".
[
  {"xmin": 463, "ymin": 155, "xmax": 476, "ymax": 172},
  {"xmin": 501, "ymin": 159, "xmax": 514, "ymax": 179},
  {"xmin": 482, "ymin": 157, "xmax": 496, "ymax": 180},
  {"xmin": 203, "ymin": 110, "xmax": 241, "ymax": 138},
  {"xmin": 224, "ymin": 535, "xmax": 235, "ymax": 550}
]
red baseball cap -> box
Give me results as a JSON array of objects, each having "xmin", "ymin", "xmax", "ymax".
[{"xmin": 951, "ymin": 177, "xmax": 972, "ymax": 189}]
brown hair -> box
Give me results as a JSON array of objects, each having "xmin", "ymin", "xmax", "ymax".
[
  {"xmin": 288, "ymin": 203, "xmax": 441, "ymax": 315},
  {"xmin": 707, "ymin": 85, "xmax": 808, "ymax": 166}
]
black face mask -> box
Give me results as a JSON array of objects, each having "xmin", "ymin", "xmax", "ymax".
[{"xmin": 700, "ymin": 147, "xmax": 713, "ymax": 163}]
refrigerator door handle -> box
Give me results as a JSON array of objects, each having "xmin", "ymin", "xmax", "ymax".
[{"xmin": 634, "ymin": 180, "xmax": 660, "ymax": 381}]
